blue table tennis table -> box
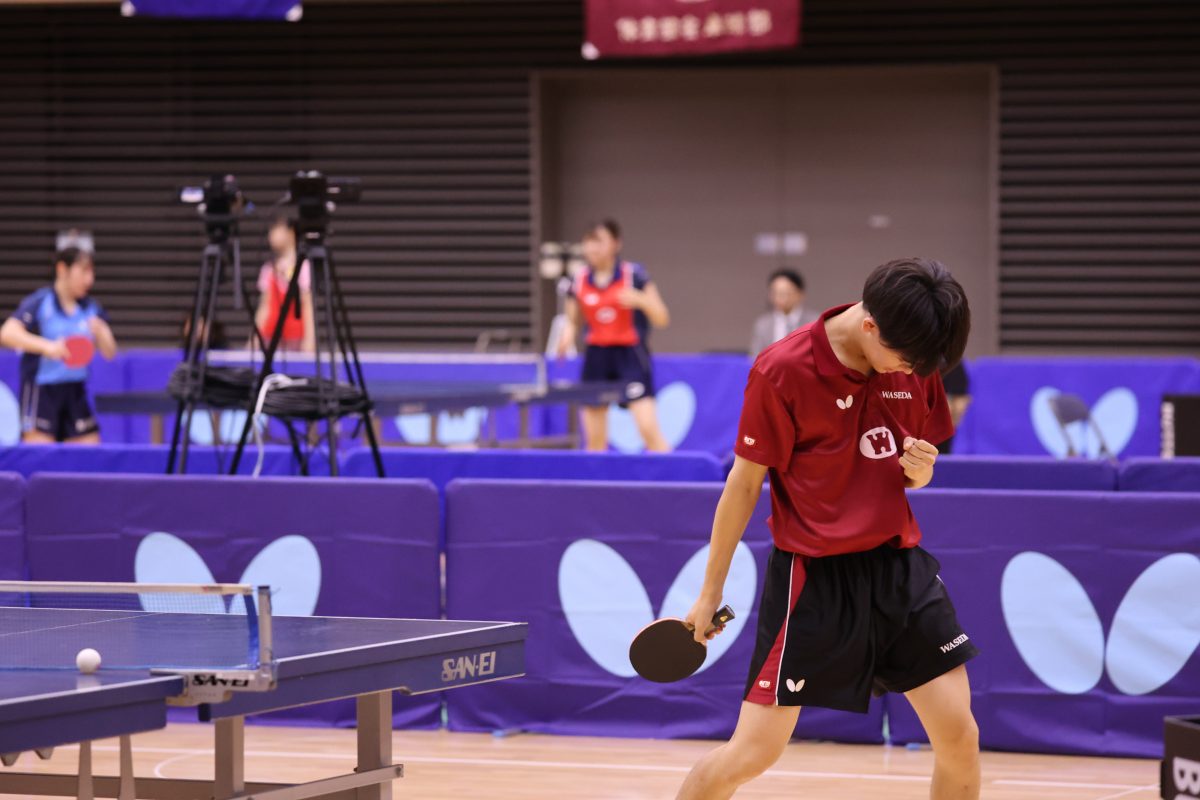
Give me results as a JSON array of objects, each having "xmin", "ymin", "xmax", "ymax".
[
  {"xmin": 95, "ymin": 379, "xmax": 635, "ymax": 448},
  {"xmin": 0, "ymin": 595, "xmax": 527, "ymax": 799}
]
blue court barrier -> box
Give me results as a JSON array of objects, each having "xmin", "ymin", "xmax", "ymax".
[
  {"xmin": 22, "ymin": 473, "xmax": 442, "ymax": 728},
  {"xmin": 929, "ymin": 456, "xmax": 1117, "ymax": 491},
  {"xmin": 443, "ymin": 479, "xmax": 885, "ymax": 743},
  {"xmin": 961, "ymin": 356, "xmax": 1200, "ymax": 459},
  {"xmin": 897, "ymin": 489, "xmax": 1200, "ymax": 757},
  {"xmin": 0, "ymin": 472, "xmax": 25, "ymax": 581},
  {"xmin": 0, "ymin": 444, "xmax": 301, "ymax": 478},
  {"xmin": 6, "ymin": 349, "xmax": 1200, "ymax": 458},
  {"xmin": 1117, "ymin": 457, "xmax": 1200, "ymax": 493}
]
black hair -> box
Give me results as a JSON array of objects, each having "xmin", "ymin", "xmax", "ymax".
[
  {"xmin": 52, "ymin": 247, "xmax": 90, "ymax": 279},
  {"xmin": 582, "ymin": 219, "xmax": 621, "ymax": 241},
  {"xmin": 768, "ymin": 268, "xmax": 805, "ymax": 292},
  {"xmin": 861, "ymin": 257, "xmax": 970, "ymax": 377}
]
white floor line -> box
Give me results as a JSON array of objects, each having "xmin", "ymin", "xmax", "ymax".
[
  {"xmin": 152, "ymin": 751, "xmax": 206, "ymax": 779},
  {"xmin": 995, "ymin": 779, "xmax": 1148, "ymax": 790},
  {"xmin": 1091, "ymin": 784, "xmax": 1158, "ymax": 800},
  {"xmin": 95, "ymin": 743, "xmax": 1145, "ymax": 790},
  {"xmin": 98, "ymin": 744, "xmax": 927, "ymax": 783}
]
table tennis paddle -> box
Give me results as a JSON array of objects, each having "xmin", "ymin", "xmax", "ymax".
[
  {"xmin": 628, "ymin": 605, "xmax": 735, "ymax": 683},
  {"xmin": 63, "ymin": 335, "xmax": 95, "ymax": 369}
]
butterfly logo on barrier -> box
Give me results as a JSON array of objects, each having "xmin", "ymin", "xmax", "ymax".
[
  {"xmin": 1029, "ymin": 387, "xmax": 1137, "ymax": 458},
  {"xmin": 0, "ymin": 382, "xmax": 20, "ymax": 446},
  {"xmin": 134, "ymin": 532, "xmax": 322, "ymax": 616},
  {"xmin": 557, "ymin": 539, "xmax": 756, "ymax": 678},
  {"xmin": 395, "ymin": 407, "xmax": 487, "ymax": 446},
  {"xmin": 607, "ymin": 381, "xmax": 697, "ymax": 453},
  {"xmin": 187, "ymin": 409, "xmax": 266, "ymax": 446},
  {"xmin": 1002, "ymin": 551, "xmax": 1200, "ymax": 695}
]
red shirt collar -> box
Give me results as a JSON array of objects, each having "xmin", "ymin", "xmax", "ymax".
[{"xmin": 811, "ymin": 304, "xmax": 867, "ymax": 382}]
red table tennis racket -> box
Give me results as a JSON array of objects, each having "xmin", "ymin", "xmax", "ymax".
[
  {"xmin": 629, "ymin": 605, "xmax": 736, "ymax": 683},
  {"xmin": 63, "ymin": 336, "xmax": 95, "ymax": 369}
]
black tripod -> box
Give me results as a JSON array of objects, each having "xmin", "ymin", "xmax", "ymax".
[
  {"xmin": 228, "ymin": 176, "xmax": 384, "ymax": 478},
  {"xmin": 167, "ymin": 200, "xmax": 294, "ymax": 474}
]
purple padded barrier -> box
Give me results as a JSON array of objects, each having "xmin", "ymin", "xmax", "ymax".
[
  {"xmin": 0, "ymin": 445, "xmax": 300, "ymax": 478},
  {"xmin": 1117, "ymin": 458, "xmax": 1200, "ymax": 493},
  {"xmin": 0, "ymin": 472, "xmax": 25, "ymax": 580},
  {"xmin": 445, "ymin": 479, "xmax": 884, "ymax": 742},
  {"xmin": 929, "ymin": 456, "xmax": 1117, "ymax": 491},
  {"xmin": 340, "ymin": 448, "xmax": 723, "ymax": 489},
  {"xmin": 24, "ymin": 473, "xmax": 441, "ymax": 728},
  {"xmin": 890, "ymin": 489, "xmax": 1200, "ymax": 757}
]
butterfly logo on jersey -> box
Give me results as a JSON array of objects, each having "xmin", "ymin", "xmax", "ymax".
[
  {"xmin": 835, "ymin": 395, "xmax": 854, "ymax": 410},
  {"xmin": 558, "ymin": 538, "xmax": 757, "ymax": 678}
]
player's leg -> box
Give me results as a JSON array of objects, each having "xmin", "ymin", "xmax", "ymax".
[
  {"xmin": 627, "ymin": 397, "xmax": 669, "ymax": 452},
  {"xmin": 676, "ymin": 701, "xmax": 799, "ymax": 800},
  {"xmin": 623, "ymin": 345, "xmax": 668, "ymax": 452},
  {"xmin": 580, "ymin": 405, "xmax": 608, "ymax": 451},
  {"xmin": 578, "ymin": 345, "xmax": 611, "ymax": 451},
  {"xmin": 906, "ymin": 666, "xmax": 980, "ymax": 799},
  {"xmin": 20, "ymin": 383, "xmax": 57, "ymax": 444},
  {"xmin": 62, "ymin": 382, "xmax": 101, "ymax": 446}
]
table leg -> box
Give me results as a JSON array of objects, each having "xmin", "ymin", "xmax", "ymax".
[
  {"xmin": 118, "ymin": 735, "xmax": 134, "ymax": 800},
  {"xmin": 356, "ymin": 691, "xmax": 393, "ymax": 800},
  {"xmin": 151, "ymin": 414, "xmax": 164, "ymax": 445},
  {"xmin": 567, "ymin": 402, "xmax": 580, "ymax": 447},
  {"xmin": 214, "ymin": 716, "xmax": 245, "ymax": 800},
  {"xmin": 77, "ymin": 740, "xmax": 93, "ymax": 800},
  {"xmin": 518, "ymin": 406, "xmax": 530, "ymax": 447}
]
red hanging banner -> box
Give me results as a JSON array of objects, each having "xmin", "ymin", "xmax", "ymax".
[{"xmin": 584, "ymin": 0, "xmax": 800, "ymax": 59}]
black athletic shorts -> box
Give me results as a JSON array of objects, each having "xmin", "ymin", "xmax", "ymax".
[
  {"xmin": 21, "ymin": 381, "xmax": 99, "ymax": 441},
  {"xmin": 581, "ymin": 344, "xmax": 655, "ymax": 405},
  {"xmin": 744, "ymin": 544, "xmax": 978, "ymax": 713}
]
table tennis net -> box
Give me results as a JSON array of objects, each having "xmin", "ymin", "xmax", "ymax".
[{"xmin": 0, "ymin": 582, "xmax": 270, "ymax": 673}]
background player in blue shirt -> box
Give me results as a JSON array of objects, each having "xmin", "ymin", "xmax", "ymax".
[{"xmin": 0, "ymin": 247, "xmax": 118, "ymax": 444}]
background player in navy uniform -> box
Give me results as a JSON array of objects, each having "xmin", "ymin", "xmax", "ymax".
[
  {"xmin": 677, "ymin": 258, "xmax": 978, "ymax": 800},
  {"xmin": 0, "ymin": 247, "xmax": 118, "ymax": 444},
  {"xmin": 557, "ymin": 219, "xmax": 672, "ymax": 452}
]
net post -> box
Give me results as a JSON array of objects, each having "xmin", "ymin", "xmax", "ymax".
[{"xmin": 255, "ymin": 585, "xmax": 273, "ymax": 679}]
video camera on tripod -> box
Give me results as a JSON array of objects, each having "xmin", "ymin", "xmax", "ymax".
[
  {"xmin": 179, "ymin": 174, "xmax": 250, "ymax": 244},
  {"xmin": 285, "ymin": 170, "xmax": 360, "ymax": 239}
]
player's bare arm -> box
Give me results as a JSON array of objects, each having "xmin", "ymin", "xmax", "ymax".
[
  {"xmin": 685, "ymin": 455, "xmax": 768, "ymax": 644},
  {"xmin": 88, "ymin": 315, "xmax": 118, "ymax": 360},
  {"xmin": 0, "ymin": 317, "xmax": 68, "ymax": 361}
]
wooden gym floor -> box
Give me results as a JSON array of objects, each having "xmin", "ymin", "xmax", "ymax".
[{"xmin": 0, "ymin": 723, "xmax": 1159, "ymax": 799}]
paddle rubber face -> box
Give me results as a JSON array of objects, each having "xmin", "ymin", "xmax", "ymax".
[
  {"xmin": 628, "ymin": 605, "xmax": 735, "ymax": 683},
  {"xmin": 63, "ymin": 336, "xmax": 95, "ymax": 369}
]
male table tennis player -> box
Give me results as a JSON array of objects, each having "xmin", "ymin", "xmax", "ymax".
[
  {"xmin": 0, "ymin": 246, "xmax": 117, "ymax": 443},
  {"xmin": 677, "ymin": 258, "xmax": 979, "ymax": 800}
]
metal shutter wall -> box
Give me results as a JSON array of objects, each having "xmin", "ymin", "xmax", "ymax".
[
  {"xmin": 1, "ymin": 1, "xmax": 1197, "ymax": 352},
  {"xmin": 0, "ymin": 2, "xmax": 581, "ymax": 348}
]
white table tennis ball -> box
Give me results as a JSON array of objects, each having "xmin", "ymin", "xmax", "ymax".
[{"xmin": 76, "ymin": 648, "xmax": 102, "ymax": 674}]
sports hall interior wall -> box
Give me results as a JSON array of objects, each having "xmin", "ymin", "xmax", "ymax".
[{"xmin": 0, "ymin": 0, "xmax": 1196, "ymax": 352}]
